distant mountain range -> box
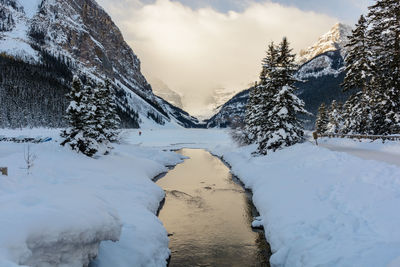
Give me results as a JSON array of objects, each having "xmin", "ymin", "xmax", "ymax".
[
  {"xmin": 206, "ymin": 23, "xmax": 358, "ymax": 129},
  {"xmin": 0, "ymin": 0, "xmax": 200, "ymax": 128}
]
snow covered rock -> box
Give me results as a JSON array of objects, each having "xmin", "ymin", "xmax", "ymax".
[{"xmin": 251, "ymin": 216, "xmax": 264, "ymax": 229}]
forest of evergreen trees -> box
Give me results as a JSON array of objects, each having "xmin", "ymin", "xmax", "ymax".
[
  {"xmin": 0, "ymin": 52, "xmax": 72, "ymax": 128},
  {"xmin": 316, "ymin": 0, "xmax": 400, "ymax": 136},
  {"xmin": 0, "ymin": 48, "xmax": 141, "ymax": 129}
]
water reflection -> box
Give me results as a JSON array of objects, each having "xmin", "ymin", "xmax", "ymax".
[{"xmin": 157, "ymin": 149, "xmax": 271, "ymax": 267}]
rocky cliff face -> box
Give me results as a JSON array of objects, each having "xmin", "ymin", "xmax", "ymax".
[{"xmin": 0, "ymin": 0, "xmax": 200, "ymax": 128}]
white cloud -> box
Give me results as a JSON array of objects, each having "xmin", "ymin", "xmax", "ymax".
[{"xmin": 98, "ymin": 0, "xmax": 338, "ymax": 116}]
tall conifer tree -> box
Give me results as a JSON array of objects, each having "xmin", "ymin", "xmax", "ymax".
[
  {"xmin": 257, "ymin": 38, "xmax": 308, "ymax": 154},
  {"xmin": 367, "ymin": 0, "xmax": 400, "ymax": 134}
]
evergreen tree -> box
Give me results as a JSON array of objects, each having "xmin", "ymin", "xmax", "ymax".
[
  {"xmin": 341, "ymin": 15, "xmax": 375, "ymax": 135},
  {"xmin": 327, "ymin": 100, "xmax": 343, "ymax": 134},
  {"xmin": 61, "ymin": 76, "xmax": 98, "ymax": 157},
  {"xmin": 315, "ymin": 103, "xmax": 329, "ymax": 134},
  {"xmin": 101, "ymin": 80, "xmax": 120, "ymax": 143},
  {"xmin": 257, "ymin": 38, "xmax": 308, "ymax": 154},
  {"xmin": 244, "ymin": 82, "xmax": 258, "ymax": 144},
  {"xmin": 343, "ymin": 15, "xmax": 372, "ymax": 92},
  {"xmin": 255, "ymin": 42, "xmax": 280, "ymax": 147},
  {"xmin": 367, "ymin": 0, "xmax": 400, "ymax": 134}
]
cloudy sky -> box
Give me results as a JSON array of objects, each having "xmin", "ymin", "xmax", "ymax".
[{"xmin": 97, "ymin": 0, "xmax": 372, "ymax": 116}]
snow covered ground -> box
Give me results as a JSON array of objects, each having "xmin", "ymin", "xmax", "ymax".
[
  {"xmin": 0, "ymin": 128, "xmax": 183, "ymax": 267},
  {"xmin": 319, "ymin": 137, "xmax": 400, "ymax": 167},
  {"xmin": 131, "ymin": 129, "xmax": 400, "ymax": 266},
  {"xmin": 2, "ymin": 128, "xmax": 400, "ymax": 267}
]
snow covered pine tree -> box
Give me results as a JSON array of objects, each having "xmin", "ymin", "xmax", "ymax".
[
  {"xmin": 315, "ymin": 103, "xmax": 329, "ymax": 134},
  {"xmin": 326, "ymin": 100, "xmax": 343, "ymax": 134},
  {"xmin": 61, "ymin": 76, "xmax": 120, "ymax": 157},
  {"xmin": 245, "ymin": 38, "xmax": 308, "ymax": 155},
  {"xmin": 61, "ymin": 76, "xmax": 98, "ymax": 157},
  {"xmin": 342, "ymin": 15, "xmax": 373, "ymax": 134},
  {"xmin": 102, "ymin": 80, "xmax": 120, "ymax": 143},
  {"xmin": 367, "ymin": 0, "xmax": 400, "ymax": 134},
  {"xmin": 341, "ymin": 1, "xmax": 400, "ymax": 135}
]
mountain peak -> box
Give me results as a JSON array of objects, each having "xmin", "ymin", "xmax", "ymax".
[{"xmin": 298, "ymin": 22, "xmax": 352, "ymax": 65}]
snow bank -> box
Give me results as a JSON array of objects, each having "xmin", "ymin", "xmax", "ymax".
[
  {"xmin": 98, "ymin": 129, "xmax": 400, "ymax": 266},
  {"xmin": 219, "ymin": 142, "xmax": 400, "ymax": 266},
  {"xmin": 123, "ymin": 128, "xmax": 233, "ymax": 152},
  {"xmin": 0, "ymin": 129, "xmax": 183, "ymax": 267},
  {"xmin": 5, "ymin": 128, "xmax": 399, "ymax": 267},
  {"xmin": 319, "ymin": 137, "xmax": 400, "ymax": 167}
]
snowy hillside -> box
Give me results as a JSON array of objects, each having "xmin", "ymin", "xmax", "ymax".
[{"xmin": 0, "ymin": 0, "xmax": 199, "ymax": 129}]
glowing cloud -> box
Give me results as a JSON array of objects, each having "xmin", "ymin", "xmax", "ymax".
[{"xmin": 97, "ymin": 0, "xmax": 338, "ymax": 116}]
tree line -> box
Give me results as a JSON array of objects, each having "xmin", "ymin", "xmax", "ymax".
[{"xmin": 316, "ymin": 0, "xmax": 400, "ymax": 136}]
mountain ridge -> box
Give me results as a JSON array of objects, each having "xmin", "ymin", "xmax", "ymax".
[
  {"xmin": 298, "ymin": 22, "xmax": 352, "ymax": 65},
  {"xmin": 207, "ymin": 23, "xmax": 357, "ymax": 129},
  {"xmin": 0, "ymin": 0, "xmax": 200, "ymax": 128}
]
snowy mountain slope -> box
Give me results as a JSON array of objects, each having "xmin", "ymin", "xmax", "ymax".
[
  {"xmin": 298, "ymin": 23, "xmax": 352, "ymax": 65},
  {"xmin": 206, "ymin": 89, "xmax": 249, "ymax": 128},
  {"xmin": 150, "ymin": 78, "xmax": 184, "ymax": 109},
  {"xmin": 0, "ymin": 0, "xmax": 199, "ymax": 128},
  {"xmin": 206, "ymin": 23, "xmax": 357, "ymax": 129}
]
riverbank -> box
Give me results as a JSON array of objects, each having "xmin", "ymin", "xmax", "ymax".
[
  {"xmin": 3, "ymin": 128, "xmax": 400, "ymax": 266},
  {"xmin": 0, "ymin": 129, "xmax": 184, "ymax": 267},
  {"xmin": 129, "ymin": 128, "xmax": 400, "ymax": 267},
  {"xmin": 217, "ymin": 143, "xmax": 400, "ymax": 266}
]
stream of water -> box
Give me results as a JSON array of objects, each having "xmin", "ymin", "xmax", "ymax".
[{"xmin": 157, "ymin": 149, "xmax": 270, "ymax": 267}]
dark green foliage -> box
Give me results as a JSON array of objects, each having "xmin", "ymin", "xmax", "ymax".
[
  {"xmin": 61, "ymin": 77, "xmax": 97, "ymax": 157},
  {"xmin": 327, "ymin": 100, "xmax": 343, "ymax": 134},
  {"xmin": 315, "ymin": 103, "xmax": 329, "ymax": 133},
  {"xmin": 0, "ymin": 53, "xmax": 71, "ymax": 128},
  {"xmin": 116, "ymin": 106, "xmax": 139, "ymax": 129},
  {"xmin": 147, "ymin": 111, "xmax": 165, "ymax": 125},
  {"xmin": 342, "ymin": 15, "xmax": 372, "ymax": 92},
  {"xmin": 340, "ymin": 0, "xmax": 400, "ymax": 135},
  {"xmin": 95, "ymin": 80, "xmax": 121, "ymax": 143},
  {"xmin": 61, "ymin": 77, "xmax": 121, "ymax": 157},
  {"xmin": 245, "ymin": 38, "xmax": 308, "ymax": 154}
]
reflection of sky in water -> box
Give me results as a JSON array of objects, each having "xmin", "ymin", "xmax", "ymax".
[{"xmin": 157, "ymin": 149, "xmax": 270, "ymax": 266}]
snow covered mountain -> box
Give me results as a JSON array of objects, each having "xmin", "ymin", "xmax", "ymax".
[
  {"xmin": 150, "ymin": 78, "xmax": 184, "ymax": 109},
  {"xmin": 297, "ymin": 23, "xmax": 352, "ymax": 65},
  {"xmin": 0, "ymin": 0, "xmax": 200, "ymax": 128},
  {"xmin": 210, "ymin": 87, "xmax": 242, "ymax": 113},
  {"xmin": 207, "ymin": 23, "xmax": 357, "ymax": 129}
]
